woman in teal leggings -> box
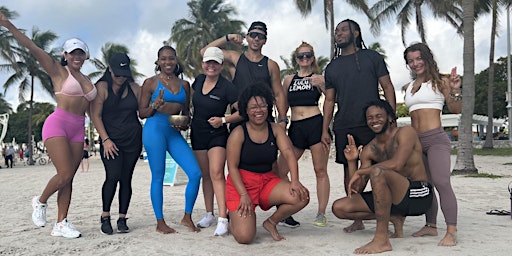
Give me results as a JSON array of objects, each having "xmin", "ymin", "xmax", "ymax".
[{"xmin": 140, "ymin": 46, "xmax": 201, "ymax": 234}]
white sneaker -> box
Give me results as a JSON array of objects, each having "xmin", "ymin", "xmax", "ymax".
[
  {"xmin": 197, "ymin": 212, "xmax": 215, "ymax": 228},
  {"xmin": 214, "ymin": 217, "xmax": 228, "ymax": 236},
  {"xmin": 51, "ymin": 218, "xmax": 81, "ymax": 238},
  {"xmin": 31, "ymin": 196, "xmax": 47, "ymax": 227}
]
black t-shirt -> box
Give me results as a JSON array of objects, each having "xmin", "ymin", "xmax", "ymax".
[
  {"xmin": 191, "ymin": 74, "xmax": 238, "ymax": 130},
  {"xmin": 325, "ymin": 49, "xmax": 389, "ymax": 130},
  {"xmin": 232, "ymin": 54, "xmax": 272, "ymax": 91},
  {"xmin": 287, "ymin": 73, "xmax": 321, "ymax": 107}
]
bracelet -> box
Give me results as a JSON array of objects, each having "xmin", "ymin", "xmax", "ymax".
[
  {"xmin": 102, "ymin": 137, "xmax": 111, "ymax": 143},
  {"xmin": 278, "ymin": 118, "xmax": 289, "ymax": 124},
  {"xmin": 450, "ymin": 92, "xmax": 462, "ymax": 101},
  {"xmin": 221, "ymin": 117, "xmax": 226, "ymax": 124},
  {"xmin": 225, "ymin": 34, "xmax": 230, "ymax": 42}
]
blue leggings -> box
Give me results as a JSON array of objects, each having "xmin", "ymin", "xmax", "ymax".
[{"xmin": 143, "ymin": 116, "xmax": 202, "ymax": 219}]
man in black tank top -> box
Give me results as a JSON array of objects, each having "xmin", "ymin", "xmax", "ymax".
[{"xmin": 200, "ymin": 21, "xmax": 289, "ymax": 128}]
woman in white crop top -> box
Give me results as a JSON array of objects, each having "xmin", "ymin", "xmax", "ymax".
[
  {"xmin": 403, "ymin": 42, "xmax": 461, "ymax": 247},
  {"xmin": 1, "ymin": 13, "xmax": 96, "ymax": 238}
]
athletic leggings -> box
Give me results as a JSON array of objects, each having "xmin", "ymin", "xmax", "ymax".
[
  {"xmin": 100, "ymin": 147, "xmax": 140, "ymax": 215},
  {"xmin": 143, "ymin": 115, "xmax": 202, "ymax": 219},
  {"xmin": 418, "ymin": 127, "xmax": 458, "ymax": 226}
]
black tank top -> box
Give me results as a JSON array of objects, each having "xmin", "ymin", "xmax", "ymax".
[
  {"xmin": 239, "ymin": 122, "xmax": 278, "ymax": 173},
  {"xmin": 287, "ymin": 73, "xmax": 321, "ymax": 107},
  {"xmin": 232, "ymin": 54, "xmax": 272, "ymax": 90},
  {"xmin": 101, "ymin": 82, "xmax": 142, "ymax": 152}
]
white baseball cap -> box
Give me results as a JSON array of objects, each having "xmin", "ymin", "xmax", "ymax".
[
  {"xmin": 202, "ymin": 47, "xmax": 223, "ymax": 64},
  {"xmin": 62, "ymin": 38, "xmax": 90, "ymax": 59}
]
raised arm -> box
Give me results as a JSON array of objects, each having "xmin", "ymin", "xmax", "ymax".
[
  {"xmin": 200, "ymin": 34, "xmax": 243, "ymax": 73},
  {"xmin": 0, "ymin": 13, "xmax": 62, "ymax": 78}
]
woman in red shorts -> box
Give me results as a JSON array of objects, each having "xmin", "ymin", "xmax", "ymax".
[{"xmin": 225, "ymin": 84, "xmax": 309, "ymax": 244}]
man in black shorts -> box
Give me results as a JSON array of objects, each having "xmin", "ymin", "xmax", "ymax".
[
  {"xmin": 322, "ymin": 19, "xmax": 396, "ymax": 232},
  {"xmin": 332, "ymin": 100, "xmax": 432, "ymax": 254}
]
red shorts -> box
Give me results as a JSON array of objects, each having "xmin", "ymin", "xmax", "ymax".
[{"xmin": 226, "ymin": 169, "xmax": 282, "ymax": 212}]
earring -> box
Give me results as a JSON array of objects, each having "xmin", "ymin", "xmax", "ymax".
[{"xmin": 174, "ymin": 63, "xmax": 180, "ymax": 75}]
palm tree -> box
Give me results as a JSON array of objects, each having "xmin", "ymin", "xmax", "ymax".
[
  {"xmin": 88, "ymin": 42, "xmax": 144, "ymax": 81},
  {"xmin": 169, "ymin": 0, "xmax": 245, "ymax": 78},
  {"xmin": 369, "ymin": 0, "xmax": 463, "ymax": 46},
  {"xmin": 0, "ymin": 7, "xmax": 18, "ymax": 62},
  {"xmin": 2, "ymin": 27, "xmax": 58, "ymax": 165},
  {"xmin": 292, "ymin": 0, "xmax": 371, "ymax": 59},
  {"xmin": 453, "ymin": 0, "xmax": 478, "ymax": 174},
  {"xmin": 0, "ymin": 93, "xmax": 12, "ymax": 114}
]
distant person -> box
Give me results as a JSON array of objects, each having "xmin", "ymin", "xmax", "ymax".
[
  {"xmin": 403, "ymin": 42, "xmax": 460, "ymax": 246},
  {"xmin": 80, "ymin": 138, "xmax": 90, "ymax": 173},
  {"xmin": 1, "ymin": 12, "xmax": 97, "ymax": 238},
  {"xmin": 332, "ymin": 99, "xmax": 433, "ymax": 254},
  {"xmin": 322, "ymin": 19, "xmax": 396, "ymax": 233},
  {"xmin": 5, "ymin": 145, "xmax": 14, "ymax": 168},
  {"xmin": 139, "ymin": 45, "xmax": 202, "ymax": 234},
  {"xmin": 191, "ymin": 47, "xmax": 242, "ymax": 236},
  {"xmin": 276, "ymin": 41, "xmax": 330, "ymax": 227},
  {"xmin": 90, "ymin": 52, "xmax": 142, "ymax": 235},
  {"xmin": 226, "ymin": 84, "xmax": 309, "ymax": 244}
]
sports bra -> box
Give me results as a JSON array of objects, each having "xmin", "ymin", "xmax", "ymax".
[
  {"xmin": 55, "ymin": 66, "xmax": 97, "ymax": 101},
  {"xmin": 404, "ymin": 80, "xmax": 444, "ymax": 112},
  {"xmin": 287, "ymin": 73, "xmax": 321, "ymax": 107}
]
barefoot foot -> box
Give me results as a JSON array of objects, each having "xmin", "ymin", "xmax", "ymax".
[
  {"xmin": 389, "ymin": 215, "xmax": 405, "ymax": 238},
  {"xmin": 181, "ymin": 214, "xmax": 200, "ymax": 232},
  {"xmin": 263, "ymin": 218, "xmax": 285, "ymax": 241},
  {"xmin": 354, "ymin": 239, "xmax": 392, "ymax": 254},
  {"xmin": 412, "ymin": 224, "xmax": 438, "ymax": 237},
  {"xmin": 438, "ymin": 231, "xmax": 457, "ymax": 246},
  {"xmin": 343, "ymin": 220, "xmax": 365, "ymax": 233},
  {"xmin": 156, "ymin": 219, "xmax": 177, "ymax": 234}
]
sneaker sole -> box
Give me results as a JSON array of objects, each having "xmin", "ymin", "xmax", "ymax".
[
  {"xmin": 278, "ymin": 222, "xmax": 300, "ymax": 228},
  {"xmin": 51, "ymin": 231, "xmax": 81, "ymax": 238}
]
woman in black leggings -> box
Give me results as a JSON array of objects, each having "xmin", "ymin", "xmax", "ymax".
[{"xmin": 90, "ymin": 53, "xmax": 142, "ymax": 235}]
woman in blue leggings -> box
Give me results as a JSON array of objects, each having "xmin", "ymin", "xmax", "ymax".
[{"xmin": 140, "ymin": 45, "xmax": 202, "ymax": 234}]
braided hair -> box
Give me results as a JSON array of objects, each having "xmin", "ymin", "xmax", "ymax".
[{"xmin": 333, "ymin": 19, "xmax": 367, "ymax": 71}]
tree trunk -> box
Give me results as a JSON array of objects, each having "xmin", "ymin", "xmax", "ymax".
[
  {"xmin": 483, "ymin": 0, "xmax": 498, "ymax": 150},
  {"xmin": 27, "ymin": 76, "xmax": 35, "ymax": 165},
  {"xmin": 327, "ymin": 0, "xmax": 335, "ymax": 59},
  {"xmin": 453, "ymin": 0, "xmax": 478, "ymax": 175}
]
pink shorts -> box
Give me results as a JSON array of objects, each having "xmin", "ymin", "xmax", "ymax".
[
  {"xmin": 226, "ymin": 169, "xmax": 282, "ymax": 212},
  {"xmin": 42, "ymin": 108, "xmax": 85, "ymax": 142}
]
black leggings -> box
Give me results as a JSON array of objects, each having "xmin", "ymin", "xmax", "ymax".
[{"xmin": 100, "ymin": 147, "xmax": 140, "ymax": 214}]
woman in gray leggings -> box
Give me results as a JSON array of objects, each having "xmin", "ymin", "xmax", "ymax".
[{"xmin": 403, "ymin": 42, "xmax": 461, "ymax": 247}]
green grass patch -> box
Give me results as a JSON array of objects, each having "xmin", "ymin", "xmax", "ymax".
[
  {"xmin": 464, "ymin": 173, "xmax": 503, "ymax": 178},
  {"xmin": 451, "ymin": 148, "xmax": 512, "ymax": 156}
]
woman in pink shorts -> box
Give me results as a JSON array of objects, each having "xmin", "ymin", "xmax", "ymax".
[
  {"xmin": 1, "ymin": 13, "xmax": 97, "ymax": 238},
  {"xmin": 226, "ymin": 84, "xmax": 309, "ymax": 244}
]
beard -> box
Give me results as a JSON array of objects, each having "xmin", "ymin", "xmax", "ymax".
[
  {"xmin": 373, "ymin": 120, "xmax": 390, "ymax": 135},
  {"xmin": 335, "ymin": 34, "xmax": 354, "ymax": 49}
]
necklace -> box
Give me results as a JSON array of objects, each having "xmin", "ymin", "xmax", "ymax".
[{"xmin": 159, "ymin": 74, "xmax": 174, "ymax": 86}]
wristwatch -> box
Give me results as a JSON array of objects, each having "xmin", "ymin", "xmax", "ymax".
[{"xmin": 278, "ymin": 118, "xmax": 289, "ymax": 124}]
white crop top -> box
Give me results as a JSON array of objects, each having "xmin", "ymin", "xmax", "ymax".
[{"xmin": 404, "ymin": 80, "xmax": 445, "ymax": 112}]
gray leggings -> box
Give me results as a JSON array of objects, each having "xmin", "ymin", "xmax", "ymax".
[{"xmin": 418, "ymin": 127, "xmax": 458, "ymax": 226}]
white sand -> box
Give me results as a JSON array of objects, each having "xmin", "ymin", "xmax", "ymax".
[{"xmin": 1, "ymin": 154, "xmax": 511, "ymax": 256}]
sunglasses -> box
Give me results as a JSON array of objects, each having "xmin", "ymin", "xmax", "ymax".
[
  {"xmin": 296, "ymin": 52, "xmax": 313, "ymax": 60},
  {"xmin": 248, "ymin": 32, "xmax": 267, "ymax": 40}
]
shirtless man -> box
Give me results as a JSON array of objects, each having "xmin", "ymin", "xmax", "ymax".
[{"xmin": 332, "ymin": 99, "xmax": 433, "ymax": 254}]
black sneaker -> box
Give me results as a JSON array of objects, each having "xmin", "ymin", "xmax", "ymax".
[
  {"xmin": 278, "ymin": 216, "xmax": 301, "ymax": 228},
  {"xmin": 117, "ymin": 217, "xmax": 129, "ymax": 233},
  {"xmin": 100, "ymin": 216, "xmax": 113, "ymax": 235}
]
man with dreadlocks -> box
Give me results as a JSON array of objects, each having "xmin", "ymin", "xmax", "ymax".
[{"xmin": 322, "ymin": 19, "xmax": 396, "ymax": 233}]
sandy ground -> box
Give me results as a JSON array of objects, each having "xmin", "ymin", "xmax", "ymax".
[{"xmin": 0, "ymin": 153, "xmax": 511, "ymax": 256}]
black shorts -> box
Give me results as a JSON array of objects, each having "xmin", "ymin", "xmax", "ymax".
[
  {"xmin": 191, "ymin": 126, "xmax": 229, "ymax": 150},
  {"xmin": 361, "ymin": 180, "xmax": 433, "ymax": 216},
  {"xmin": 334, "ymin": 126, "xmax": 374, "ymax": 164},
  {"xmin": 288, "ymin": 114, "xmax": 328, "ymax": 149},
  {"xmin": 82, "ymin": 150, "xmax": 89, "ymax": 159}
]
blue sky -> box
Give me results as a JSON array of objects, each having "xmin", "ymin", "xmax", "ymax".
[{"xmin": 0, "ymin": 0, "xmax": 506, "ymax": 109}]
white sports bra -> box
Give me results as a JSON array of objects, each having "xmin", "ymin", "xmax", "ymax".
[{"xmin": 404, "ymin": 80, "xmax": 444, "ymax": 112}]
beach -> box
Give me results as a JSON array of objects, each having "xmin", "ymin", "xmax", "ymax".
[{"xmin": 0, "ymin": 153, "xmax": 511, "ymax": 256}]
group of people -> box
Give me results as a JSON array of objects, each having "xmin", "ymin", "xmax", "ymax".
[{"xmin": 1, "ymin": 10, "xmax": 462, "ymax": 254}]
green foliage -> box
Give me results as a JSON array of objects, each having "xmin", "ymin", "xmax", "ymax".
[
  {"xmin": 452, "ymin": 147, "xmax": 512, "ymax": 156},
  {"xmin": 464, "ymin": 173, "xmax": 503, "ymax": 178},
  {"xmin": 4, "ymin": 101, "xmax": 54, "ymax": 143},
  {"xmin": 474, "ymin": 56, "xmax": 509, "ymax": 118},
  {"xmin": 396, "ymin": 104, "xmax": 409, "ymax": 117}
]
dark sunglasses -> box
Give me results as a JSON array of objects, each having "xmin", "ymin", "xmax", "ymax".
[
  {"xmin": 296, "ymin": 52, "xmax": 313, "ymax": 60},
  {"xmin": 248, "ymin": 32, "xmax": 267, "ymax": 40},
  {"xmin": 114, "ymin": 74, "xmax": 128, "ymax": 78}
]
